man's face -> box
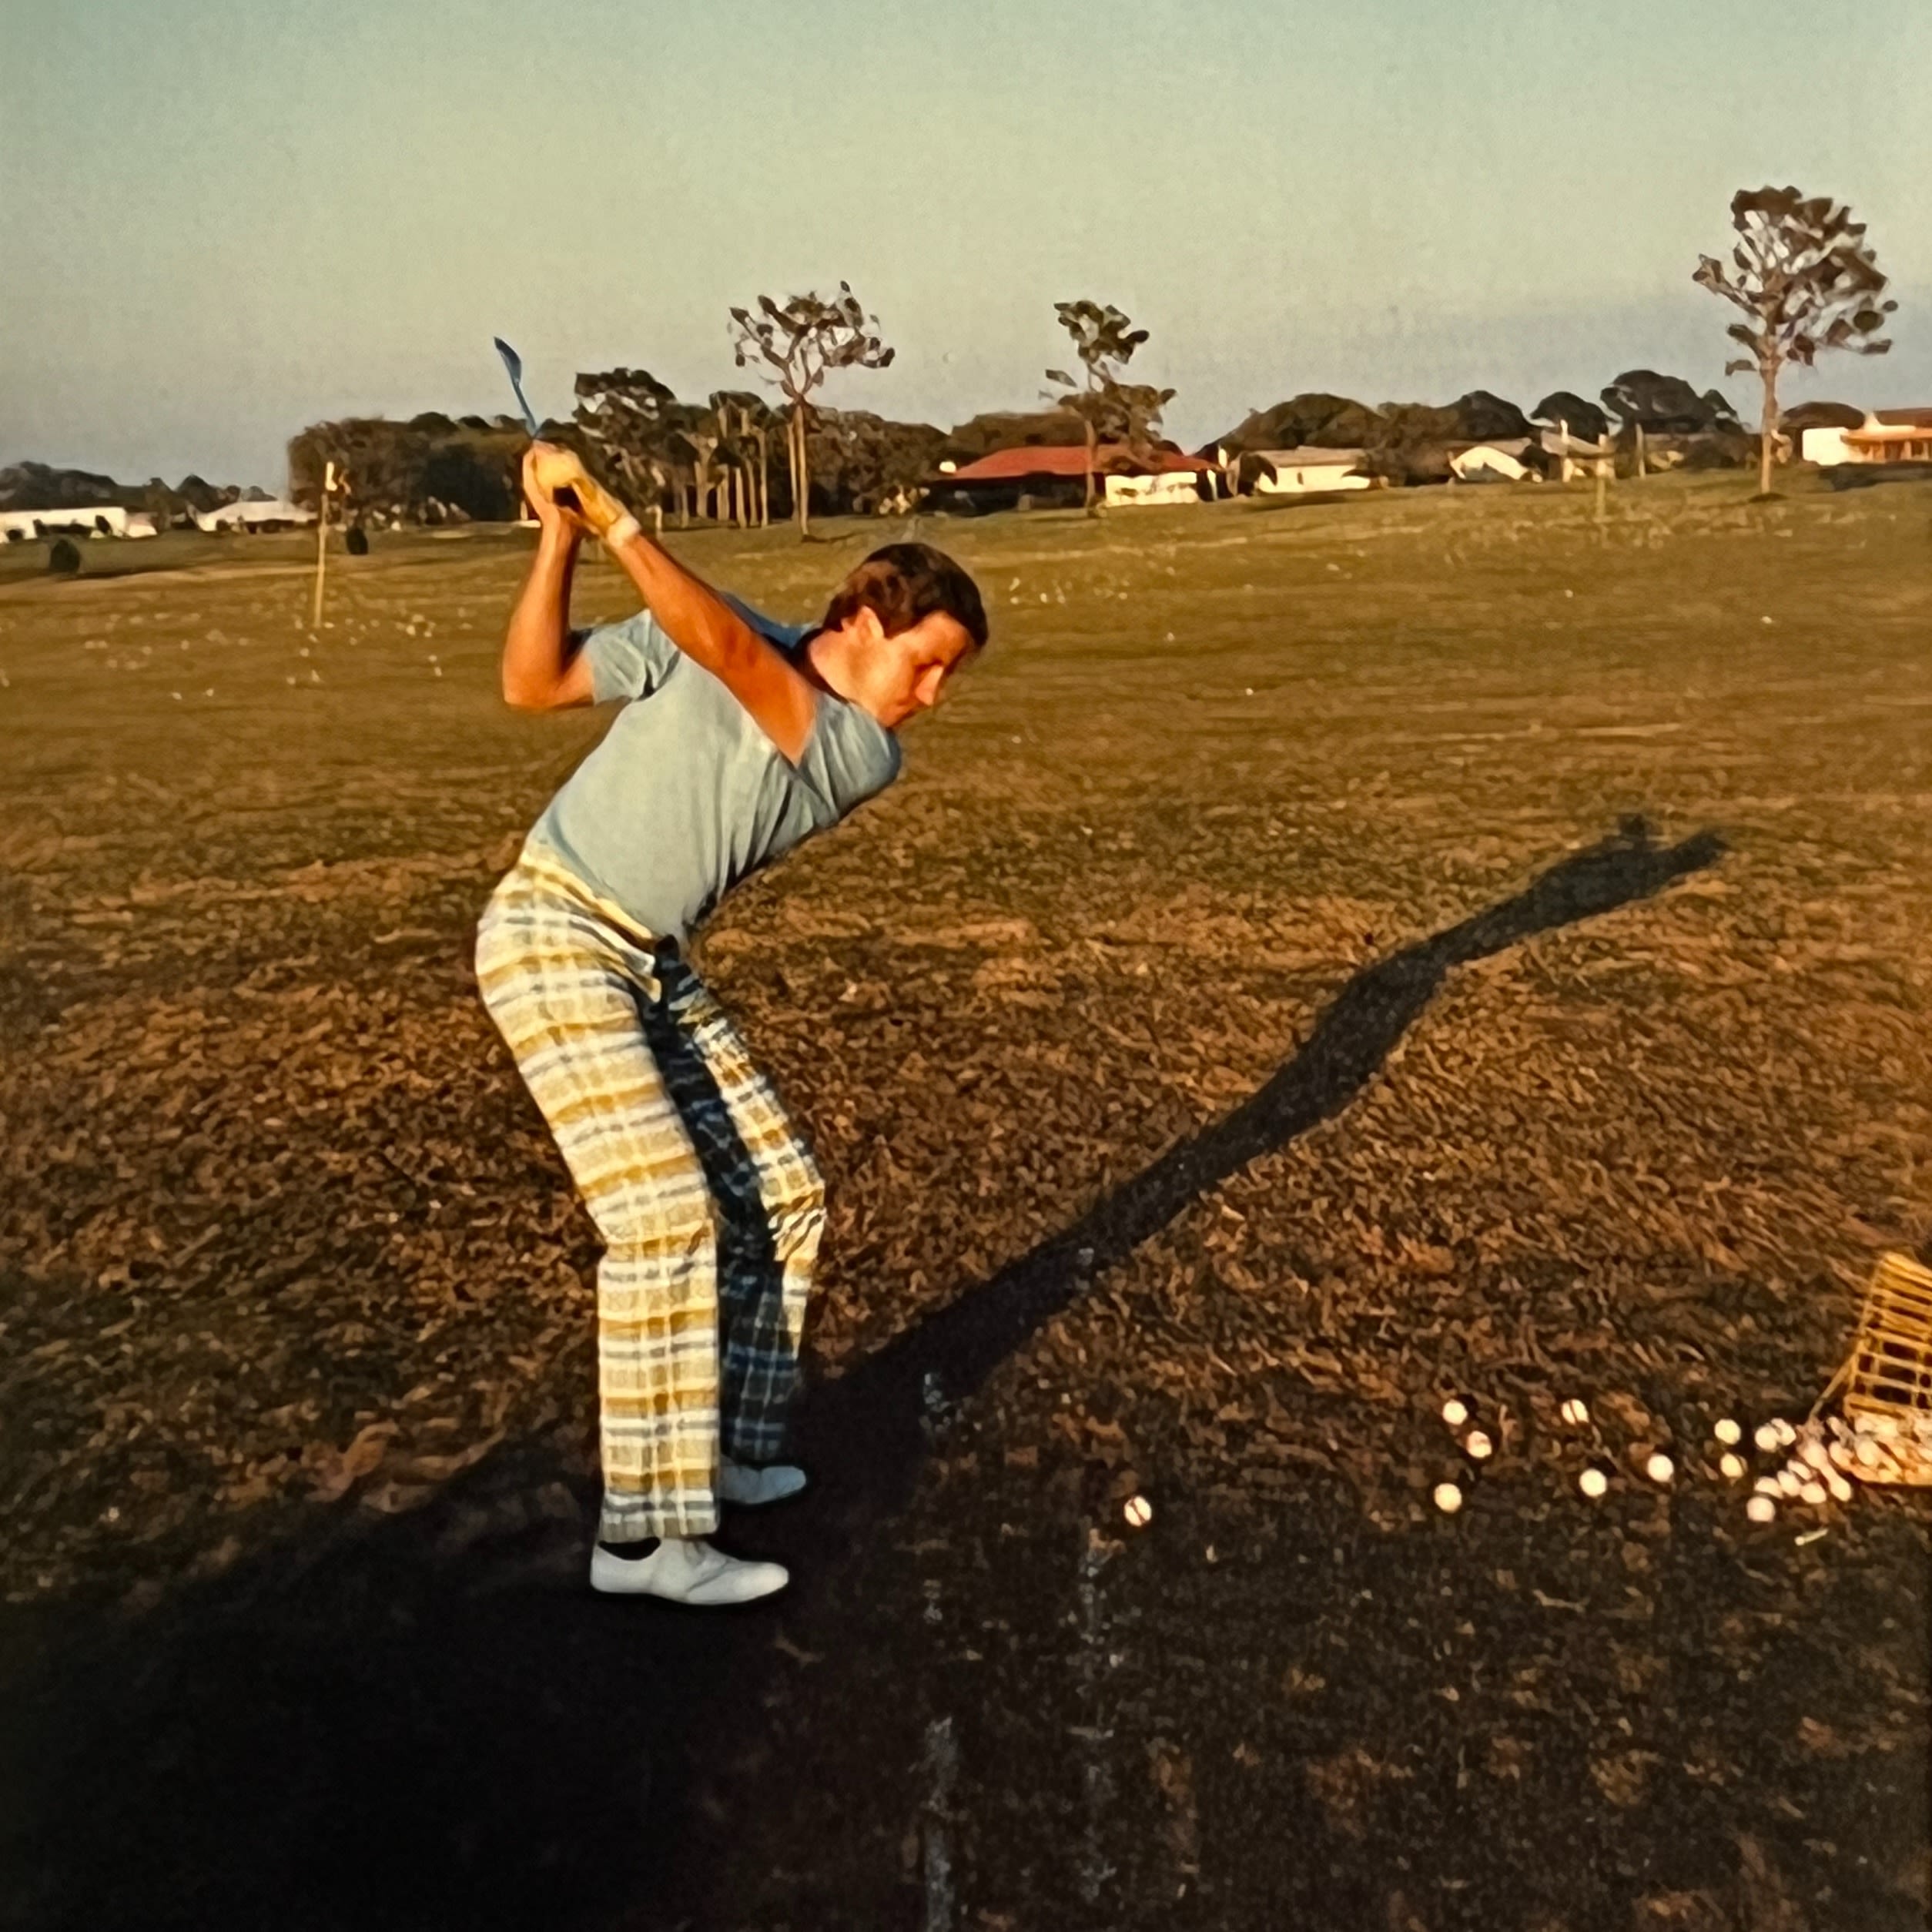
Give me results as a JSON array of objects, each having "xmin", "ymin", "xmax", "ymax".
[{"xmin": 850, "ymin": 608, "xmax": 978, "ymax": 729}]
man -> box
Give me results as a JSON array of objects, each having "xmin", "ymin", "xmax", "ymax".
[{"xmin": 477, "ymin": 444, "xmax": 985, "ymax": 1605}]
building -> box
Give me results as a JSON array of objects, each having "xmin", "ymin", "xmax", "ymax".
[
  {"xmin": 0, "ymin": 505, "xmax": 159, "ymax": 542},
  {"xmin": 1244, "ymin": 447, "xmax": 1371, "ymax": 495},
  {"xmin": 1801, "ymin": 409, "xmax": 1932, "ymax": 467},
  {"xmin": 926, "ymin": 444, "xmax": 1214, "ymax": 513},
  {"xmin": 1448, "ymin": 438, "xmax": 1532, "ymax": 484},
  {"xmin": 192, "ymin": 497, "xmax": 316, "ymax": 533},
  {"xmin": 1539, "ymin": 425, "xmax": 1616, "ymax": 482}
]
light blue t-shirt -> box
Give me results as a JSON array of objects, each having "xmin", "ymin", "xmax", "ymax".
[{"xmin": 522, "ymin": 596, "xmax": 902, "ymax": 943}]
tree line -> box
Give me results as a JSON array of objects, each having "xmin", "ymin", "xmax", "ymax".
[{"xmin": 277, "ymin": 181, "xmax": 1890, "ymax": 530}]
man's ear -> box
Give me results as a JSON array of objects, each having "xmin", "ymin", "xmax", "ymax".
[{"xmin": 852, "ymin": 604, "xmax": 886, "ymax": 650}]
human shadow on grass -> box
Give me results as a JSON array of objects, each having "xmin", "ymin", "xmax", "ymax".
[
  {"xmin": 0, "ymin": 821, "xmax": 1722, "ymax": 1932},
  {"xmin": 795, "ymin": 819, "xmax": 1726, "ymax": 1516}
]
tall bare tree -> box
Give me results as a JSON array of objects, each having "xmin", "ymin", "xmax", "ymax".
[
  {"xmin": 1044, "ymin": 300, "xmax": 1175, "ymax": 511},
  {"xmin": 1693, "ymin": 186, "xmax": 1895, "ymax": 496},
  {"xmin": 728, "ymin": 284, "xmax": 894, "ymax": 536}
]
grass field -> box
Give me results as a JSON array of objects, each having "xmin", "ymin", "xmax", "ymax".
[{"xmin": 2, "ymin": 473, "xmax": 1929, "ymax": 1930}]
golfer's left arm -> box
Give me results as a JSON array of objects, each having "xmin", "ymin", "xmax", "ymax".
[
  {"xmin": 526, "ymin": 447, "xmax": 817, "ymax": 760},
  {"xmin": 501, "ymin": 447, "xmax": 595, "ymax": 709}
]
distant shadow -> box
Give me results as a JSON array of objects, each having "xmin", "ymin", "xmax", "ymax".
[
  {"xmin": 0, "ymin": 822, "xmax": 1723, "ymax": 1932},
  {"xmin": 796, "ymin": 822, "xmax": 1726, "ymax": 1514}
]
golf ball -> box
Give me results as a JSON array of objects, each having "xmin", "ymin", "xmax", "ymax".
[
  {"xmin": 1713, "ymin": 1418, "xmax": 1742, "ymax": 1446},
  {"xmin": 1433, "ymin": 1482, "xmax": 1464, "ymax": 1515},
  {"xmin": 1746, "ymin": 1495, "xmax": 1776, "ymax": 1523},
  {"xmin": 1464, "ymin": 1430, "xmax": 1493, "ymax": 1461},
  {"xmin": 1827, "ymin": 1475, "xmax": 1853, "ymax": 1504},
  {"xmin": 1123, "ymin": 1494, "xmax": 1153, "ymax": 1529},
  {"xmin": 1579, "ymin": 1467, "xmax": 1609, "ymax": 1499},
  {"xmin": 1719, "ymin": 1452, "xmax": 1746, "ymax": 1481},
  {"xmin": 1441, "ymin": 1398, "xmax": 1469, "ymax": 1429},
  {"xmin": 1560, "ymin": 1398, "xmax": 1590, "ymax": 1427},
  {"xmin": 1800, "ymin": 1480, "xmax": 1827, "ymax": 1507},
  {"xmin": 1773, "ymin": 1418, "xmax": 1797, "ymax": 1447},
  {"xmin": 1754, "ymin": 1423, "xmax": 1781, "ymax": 1453},
  {"xmin": 1645, "ymin": 1452, "xmax": 1675, "ymax": 1485}
]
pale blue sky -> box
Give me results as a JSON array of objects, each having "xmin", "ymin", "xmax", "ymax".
[{"xmin": 5, "ymin": 0, "xmax": 1927, "ymax": 487}]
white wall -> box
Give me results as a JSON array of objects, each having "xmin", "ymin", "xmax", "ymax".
[
  {"xmin": 1254, "ymin": 464, "xmax": 1370, "ymax": 495},
  {"xmin": 1102, "ymin": 471, "xmax": 1203, "ymax": 507},
  {"xmin": 1800, "ymin": 425, "xmax": 1856, "ymax": 464}
]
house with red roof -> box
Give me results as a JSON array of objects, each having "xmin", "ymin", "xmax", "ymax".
[{"xmin": 926, "ymin": 443, "xmax": 1214, "ymax": 513}]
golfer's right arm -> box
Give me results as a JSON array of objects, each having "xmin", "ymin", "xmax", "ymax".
[{"xmin": 501, "ymin": 450, "xmax": 595, "ymax": 710}]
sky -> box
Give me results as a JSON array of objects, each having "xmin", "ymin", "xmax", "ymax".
[{"xmin": 4, "ymin": 0, "xmax": 1928, "ymax": 488}]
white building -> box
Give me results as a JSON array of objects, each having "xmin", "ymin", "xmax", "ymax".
[
  {"xmin": 0, "ymin": 505, "xmax": 158, "ymax": 542},
  {"xmin": 1539, "ymin": 425, "xmax": 1616, "ymax": 482},
  {"xmin": 1801, "ymin": 410, "xmax": 1932, "ymax": 466},
  {"xmin": 1448, "ymin": 439, "xmax": 1532, "ymax": 483},
  {"xmin": 1102, "ymin": 469, "xmax": 1206, "ymax": 507},
  {"xmin": 1247, "ymin": 447, "xmax": 1371, "ymax": 495},
  {"xmin": 193, "ymin": 497, "xmax": 316, "ymax": 533}
]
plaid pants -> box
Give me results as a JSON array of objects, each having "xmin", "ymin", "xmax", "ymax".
[{"xmin": 476, "ymin": 856, "xmax": 825, "ymax": 1540}]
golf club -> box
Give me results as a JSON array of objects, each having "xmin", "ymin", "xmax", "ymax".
[{"xmin": 494, "ymin": 337, "xmax": 580, "ymax": 513}]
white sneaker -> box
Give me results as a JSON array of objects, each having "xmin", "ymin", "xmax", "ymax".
[
  {"xmin": 589, "ymin": 1536, "xmax": 789, "ymax": 1605},
  {"xmin": 718, "ymin": 1458, "xmax": 809, "ymax": 1507}
]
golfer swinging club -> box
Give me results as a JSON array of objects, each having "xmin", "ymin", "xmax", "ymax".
[{"xmin": 478, "ymin": 444, "xmax": 986, "ymax": 1604}]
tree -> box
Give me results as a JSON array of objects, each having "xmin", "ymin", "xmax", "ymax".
[
  {"xmin": 1529, "ymin": 392, "xmax": 1610, "ymax": 444},
  {"xmin": 1043, "ymin": 300, "xmax": 1174, "ymax": 511},
  {"xmin": 729, "ymin": 284, "xmax": 894, "ymax": 537},
  {"xmin": 1694, "ymin": 186, "xmax": 1895, "ymax": 497},
  {"xmin": 1599, "ymin": 370, "xmax": 1736, "ymax": 436},
  {"xmin": 573, "ymin": 367, "xmax": 682, "ymax": 534},
  {"xmin": 709, "ymin": 390, "xmax": 777, "ymax": 527}
]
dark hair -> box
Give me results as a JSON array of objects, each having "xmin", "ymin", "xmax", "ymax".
[{"xmin": 821, "ymin": 542, "xmax": 987, "ymax": 653}]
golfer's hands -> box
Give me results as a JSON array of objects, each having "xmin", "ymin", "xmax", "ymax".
[{"xmin": 524, "ymin": 443, "xmax": 625, "ymax": 538}]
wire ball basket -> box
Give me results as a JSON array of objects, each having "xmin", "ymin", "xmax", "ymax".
[{"xmin": 1824, "ymin": 1251, "xmax": 1932, "ymax": 1486}]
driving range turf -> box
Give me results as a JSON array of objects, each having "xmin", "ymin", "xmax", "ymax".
[{"xmin": 1, "ymin": 474, "xmax": 1928, "ymax": 1930}]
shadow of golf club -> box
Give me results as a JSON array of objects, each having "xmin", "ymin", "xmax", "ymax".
[{"xmin": 0, "ymin": 822, "xmax": 1723, "ymax": 1932}]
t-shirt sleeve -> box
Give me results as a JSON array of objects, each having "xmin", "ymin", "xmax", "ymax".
[{"xmin": 573, "ymin": 611, "xmax": 680, "ymax": 704}]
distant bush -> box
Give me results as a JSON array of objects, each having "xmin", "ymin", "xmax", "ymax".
[{"xmin": 48, "ymin": 537, "xmax": 81, "ymax": 576}]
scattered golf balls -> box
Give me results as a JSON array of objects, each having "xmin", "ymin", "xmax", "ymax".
[
  {"xmin": 1754, "ymin": 1423, "xmax": 1781, "ymax": 1452},
  {"xmin": 1123, "ymin": 1494, "xmax": 1153, "ymax": 1529},
  {"xmin": 1746, "ymin": 1495, "xmax": 1776, "ymax": 1523},
  {"xmin": 1645, "ymin": 1452, "xmax": 1675, "ymax": 1485},
  {"xmin": 1441, "ymin": 1398, "xmax": 1469, "ymax": 1429},
  {"xmin": 1464, "ymin": 1430, "xmax": 1493, "ymax": 1461},
  {"xmin": 1579, "ymin": 1467, "xmax": 1609, "ymax": 1499},
  {"xmin": 1719, "ymin": 1452, "xmax": 1746, "ymax": 1481},
  {"xmin": 1433, "ymin": 1482, "xmax": 1464, "ymax": 1515},
  {"xmin": 1713, "ymin": 1418, "xmax": 1742, "ymax": 1446},
  {"xmin": 1560, "ymin": 1398, "xmax": 1590, "ymax": 1426}
]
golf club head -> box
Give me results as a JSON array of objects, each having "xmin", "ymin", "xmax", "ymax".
[{"xmin": 492, "ymin": 337, "xmax": 542, "ymax": 439}]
